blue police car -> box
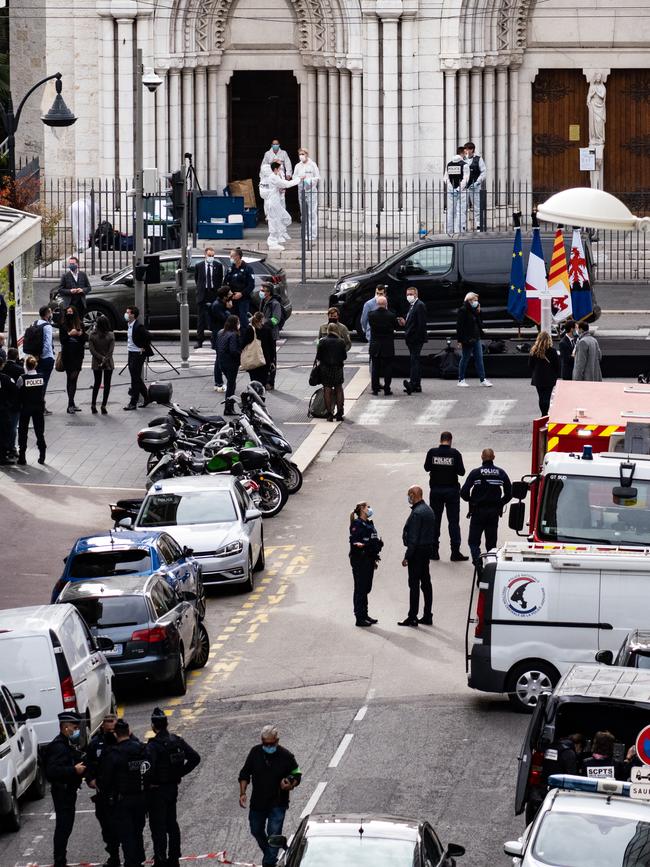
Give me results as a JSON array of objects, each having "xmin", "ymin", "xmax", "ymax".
[{"xmin": 51, "ymin": 530, "xmax": 205, "ymax": 616}]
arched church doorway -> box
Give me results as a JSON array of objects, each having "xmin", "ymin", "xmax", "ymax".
[{"xmin": 228, "ymin": 71, "xmax": 300, "ymax": 213}]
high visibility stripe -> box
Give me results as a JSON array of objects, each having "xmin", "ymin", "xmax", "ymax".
[
  {"xmin": 557, "ymin": 424, "xmax": 577, "ymax": 436},
  {"xmin": 547, "ymin": 437, "xmax": 559, "ymax": 451},
  {"xmin": 584, "ymin": 425, "xmax": 598, "ymax": 431},
  {"xmin": 547, "ymin": 423, "xmax": 557, "ymax": 432},
  {"xmin": 599, "ymin": 425, "xmax": 621, "ymax": 437}
]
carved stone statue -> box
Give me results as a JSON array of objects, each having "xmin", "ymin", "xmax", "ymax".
[{"xmin": 587, "ymin": 72, "xmax": 606, "ymax": 144}]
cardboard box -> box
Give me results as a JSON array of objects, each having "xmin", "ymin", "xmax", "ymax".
[{"xmin": 229, "ymin": 179, "xmax": 257, "ymax": 209}]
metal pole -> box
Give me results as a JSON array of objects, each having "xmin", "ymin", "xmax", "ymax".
[
  {"xmin": 179, "ymin": 164, "xmax": 190, "ymax": 367},
  {"xmin": 540, "ymin": 294, "xmax": 552, "ymax": 335},
  {"xmin": 133, "ymin": 49, "xmax": 145, "ymax": 321}
]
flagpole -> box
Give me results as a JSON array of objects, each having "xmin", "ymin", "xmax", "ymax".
[
  {"xmin": 513, "ymin": 211, "xmax": 523, "ymax": 339},
  {"xmin": 533, "ymin": 210, "xmax": 553, "ymax": 336}
]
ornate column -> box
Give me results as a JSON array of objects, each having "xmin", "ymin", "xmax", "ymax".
[
  {"xmin": 339, "ymin": 68, "xmax": 351, "ymax": 192},
  {"xmin": 380, "ymin": 15, "xmax": 400, "ymax": 187},
  {"xmin": 444, "ymin": 67, "xmax": 457, "ymax": 163},
  {"xmin": 216, "ymin": 71, "xmax": 230, "ymax": 191},
  {"xmin": 317, "ymin": 66, "xmax": 328, "ymax": 178},
  {"xmin": 483, "ymin": 65, "xmax": 496, "ymax": 184},
  {"xmin": 363, "ymin": 12, "xmax": 380, "ymax": 184},
  {"xmin": 400, "ymin": 13, "xmax": 417, "ymax": 184},
  {"xmin": 470, "ymin": 68, "xmax": 482, "ymax": 145},
  {"xmin": 168, "ymin": 68, "xmax": 182, "ymax": 170},
  {"xmin": 194, "ymin": 65, "xmax": 208, "ymax": 187},
  {"xmin": 350, "ymin": 66, "xmax": 363, "ymax": 191},
  {"xmin": 115, "ymin": 16, "xmax": 135, "ymax": 178},
  {"xmin": 518, "ymin": 66, "xmax": 536, "ymax": 184},
  {"xmin": 182, "ymin": 68, "xmax": 195, "ymax": 160},
  {"xmin": 457, "ymin": 68, "xmax": 470, "ymax": 144},
  {"xmin": 328, "ymin": 67, "xmax": 340, "ymax": 189},
  {"xmin": 306, "ymin": 68, "xmax": 317, "ymax": 156},
  {"xmin": 207, "ymin": 66, "xmax": 219, "ymax": 189},
  {"xmin": 137, "ymin": 11, "xmax": 155, "ymax": 168},
  {"xmin": 508, "ymin": 65, "xmax": 519, "ymax": 186},
  {"xmin": 496, "ymin": 66, "xmax": 508, "ymax": 190},
  {"xmin": 98, "ymin": 12, "xmax": 116, "ymax": 178},
  {"xmin": 155, "ymin": 69, "xmax": 168, "ymax": 175}
]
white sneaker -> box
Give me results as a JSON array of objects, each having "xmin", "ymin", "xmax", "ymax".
[
  {"xmin": 214, "ymin": 385, "xmax": 226, "ymax": 393},
  {"xmin": 457, "ymin": 380, "xmax": 469, "ymax": 387},
  {"xmin": 268, "ymin": 244, "xmax": 285, "ymax": 252},
  {"xmin": 480, "ymin": 379, "xmax": 493, "ymax": 387}
]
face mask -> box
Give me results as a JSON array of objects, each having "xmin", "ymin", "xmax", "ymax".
[
  {"xmin": 407, "ymin": 496, "xmax": 413, "ymax": 506},
  {"xmin": 366, "ymin": 507, "xmax": 374, "ymax": 518},
  {"xmin": 259, "ymin": 289, "xmax": 266, "ymax": 299},
  {"xmin": 299, "ymin": 155, "xmax": 307, "ymax": 162},
  {"xmin": 407, "ymin": 295, "xmax": 416, "ymax": 305},
  {"xmin": 229, "ymin": 258, "xmax": 235, "ymax": 266},
  {"xmin": 69, "ymin": 263, "xmax": 77, "ymax": 272},
  {"xmin": 262, "ymin": 744, "xmax": 277, "ymax": 754},
  {"xmin": 69, "ymin": 729, "xmax": 81, "ymax": 742},
  {"xmin": 206, "ymin": 256, "xmax": 214, "ymax": 264},
  {"xmin": 124, "ymin": 312, "xmax": 130, "ymax": 322},
  {"xmin": 328, "ymin": 318, "xmax": 337, "ymax": 324},
  {"xmin": 470, "ymin": 300, "xmax": 479, "ymax": 308},
  {"xmin": 272, "ymin": 145, "xmax": 280, "ymax": 152}
]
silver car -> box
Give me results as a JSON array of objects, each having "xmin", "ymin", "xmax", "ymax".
[{"xmin": 121, "ymin": 475, "xmax": 265, "ymax": 592}]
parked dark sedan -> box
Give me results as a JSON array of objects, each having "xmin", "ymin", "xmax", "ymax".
[
  {"xmin": 271, "ymin": 814, "xmax": 465, "ymax": 867},
  {"xmin": 50, "ymin": 248, "xmax": 291, "ymax": 331},
  {"xmin": 329, "ymin": 232, "xmax": 598, "ymax": 336},
  {"xmin": 57, "ymin": 573, "xmax": 209, "ymax": 695}
]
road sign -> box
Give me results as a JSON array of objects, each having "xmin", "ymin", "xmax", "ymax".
[
  {"xmin": 630, "ymin": 783, "xmax": 650, "ymax": 801},
  {"xmin": 632, "ymin": 767, "xmax": 650, "ymax": 784},
  {"xmin": 636, "ymin": 725, "xmax": 650, "ymax": 765}
]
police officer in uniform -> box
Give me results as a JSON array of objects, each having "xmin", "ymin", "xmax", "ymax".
[
  {"xmin": 85, "ymin": 713, "xmax": 120, "ymax": 867},
  {"xmin": 44, "ymin": 711, "xmax": 86, "ymax": 867},
  {"xmin": 101, "ymin": 719, "xmax": 150, "ymax": 867},
  {"xmin": 524, "ymin": 732, "xmax": 583, "ymax": 822},
  {"xmin": 444, "ymin": 147, "xmax": 469, "ymax": 234},
  {"xmin": 463, "ymin": 142, "xmax": 487, "ymax": 231},
  {"xmin": 16, "ymin": 354, "xmax": 46, "ymax": 465},
  {"xmin": 581, "ymin": 731, "xmax": 627, "ymax": 780},
  {"xmin": 349, "ymin": 501, "xmax": 384, "ymax": 627},
  {"xmin": 424, "ymin": 431, "xmax": 469, "ymax": 562},
  {"xmin": 147, "ymin": 707, "xmax": 201, "ymax": 867},
  {"xmin": 460, "ymin": 447, "xmax": 512, "ymax": 568}
]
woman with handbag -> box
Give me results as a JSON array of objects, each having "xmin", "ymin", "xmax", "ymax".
[
  {"xmin": 241, "ymin": 312, "xmax": 274, "ymax": 386},
  {"xmin": 58, "ymin": 306, "xmax": 87, "ymax": 414},
  {"xmin": 216, "ymin": 315, "xmax": 241, "ymax": 415},
  {"xmin": 88, "ymin": 314, "xmax": 115, "ymax": 414},
  {"xmin": 315, "ymin": 323, "xmax": 347, "ymax": 422}
]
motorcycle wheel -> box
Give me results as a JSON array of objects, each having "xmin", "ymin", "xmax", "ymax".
[
  {"xmin": 272, "ymin": 458, "xmax": 303, "ymax": 495},
  {"xmin": 255, "ymin": 477, "xmax": 288, "ymax": 518}
]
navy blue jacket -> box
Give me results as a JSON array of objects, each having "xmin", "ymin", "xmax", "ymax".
[
  {"xmin": 460, "ymin": 460, "xmax": 512, "ymax": 513},
  {"xmin": 404, "ymin": 298, "xmax": 428, "ymax": 346},
  {"xmin": 224, "ymin": 262, "xmax": 255, "ymax": 300}
]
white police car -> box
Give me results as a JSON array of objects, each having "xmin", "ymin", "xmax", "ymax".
[{"xmin": 504, "ymin": 775, "xmax": 650, "ymax": 866}]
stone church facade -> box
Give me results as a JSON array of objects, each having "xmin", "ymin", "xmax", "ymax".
[{"xmin": 10, "ymin": 0, "xmax": 650, "ymax": 203}]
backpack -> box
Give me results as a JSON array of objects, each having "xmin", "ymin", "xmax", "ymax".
[
  {"xmin": 308, "ymin": 387, "xmax": 328, "ymax": 419},
  {"xmin": 437, "ymin": 347, "xmax": 461, "ymax": 380},
  {"xmin": 22, "ymin": 320, "xmax": 45, "ymax": 357}
]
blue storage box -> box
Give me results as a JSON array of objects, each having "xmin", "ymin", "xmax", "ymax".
[
  {"xmin": 196, "ymin": 195, "xmax": 245, "ymax": 240},
  {"xmin": 200, "ymin": 224, "xmax": 244, "ymax": 240},
  {"xmin": 243, "ymin": 208, "xmax": 258, "ymax": 228}
]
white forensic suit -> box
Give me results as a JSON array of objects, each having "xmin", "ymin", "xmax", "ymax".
[
  {"xmin": 293, "ymin": 157, "xmax": 320, "ymax": 241},
  {"xmin": 444, "ymin": 156, "xmax": 469, "ymax": 234},
  {"xmin": 264, "ymin": 172, "xmax": 300, "ymax": 250},
  {"xmin": 260, "ymin": 147, "xmax": 293, "ymax": 179}
]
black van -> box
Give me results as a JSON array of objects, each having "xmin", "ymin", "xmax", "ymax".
[
  {"xmin": 516, "ymin": 664, "xmax": 650, "ymax": 824},
  {"xmin": 328, "ymin": 232, "xmax": 598, "ymax": 336}
]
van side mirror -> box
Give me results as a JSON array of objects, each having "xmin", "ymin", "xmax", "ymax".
[
  {"xmin": 267, "ymin": 835, "xmax": 287, "ymax": 850},
  {"xmin": 245, "ymin": 508, "xmax": 262, "ymax": 522},
  {"xmin": 445, "ymin": 843, "xmax": 465, "ymax": 859},
  {"xmin": 182, "ymin": 545, "xmax": 194, "ymax": 557},
  {"xmin": 504, "ymin": 841, "xmax": 524, "ymax": 858},
  {"xmin": 96, "ymin": 636, "xmax": 115, "ymax": 651},
  {"xmin": 24, "ymin": 705, "xmax": 41, "ymax": 719},
  {"xmin": 122, "ymin": 275, "xmax": 134, "ymax": 288},
  {"xmin": 512, "ymin": 480, "xmax": 529, "ymax": 500},
  {"xmin": 595, "ymin": 649, "xmax": 614, "ymax": 665},
  {"xmin": 118, "ymin": 517, "xmax": 133, "ymax": 529},
  {"xmin": 508, "ymin": 502, "xmax": 526, "ymax": 532},
  {"xmin": 612, "ymin": 486, "xmax": 638, "ymax": 506}
]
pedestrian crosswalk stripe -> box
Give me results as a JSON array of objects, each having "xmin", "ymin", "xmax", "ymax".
[
  {"xmin": 478, "ymin": 399, "xmax": 518, "ymax": 427},
  {"xmin": 354, "ymin": 400, "xmax": 397, "ymax": 426},
  {"xmin": 415, "ymin": 399, "xmax": 457, "ymax": 426}
]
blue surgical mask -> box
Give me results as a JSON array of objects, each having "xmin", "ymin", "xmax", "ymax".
[
  {"xmin": 262, "ymin": 744, "xmax": 277, "ymax": 754},
  {"xmin": 206, "ymin": 256, "xmax": 215, "ymax": 264},
  {"xmin": 69, "ymin": 729, "xmax": 81, "ymax": 742},
  {"xmin": 229, "ymin": 258, "xmax": 235, "ymax": 266},
  {"xmin": 272, "ymin": 145, "xmax": 280, "ymax": 152},
  {"xmin": 69, "ymin": 263, "xmax": 78, "ymax": 272},
  {"xmin": 470, "ymin": 300, "xmax": 479, "ymax": 308},
  {"xmin": 366, "ymin": 507, "xmax": 374, "ymax": 518},
  {"xmin": 124, "ymin": 312, "xmax": 130, "ymax": 322},
  {"xmin": 407, "ymin": 496, "xmax": 413, "ymax": 506},
  {"xmin": 259, "ymin": 289, "xmax": 266, "ymax": 299}
]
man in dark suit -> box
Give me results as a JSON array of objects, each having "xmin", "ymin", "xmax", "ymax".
[
  {"xmin": 399, "ymin": 286, "xmax": 428, "ymax": 394},
  {"xmin": 194, "ymin": 246, "xmax": 224, "ymax": 348},
  {"xmin": 123, "ymin": 305, "xmax": 153, "ymax": 410},
  {"xmin": 368, "ymin": 295, "xmax": 397, "ymax": 396},
  {"xmin": 57, "ymin": 256, "xmax": 91, "ymax": 316}
]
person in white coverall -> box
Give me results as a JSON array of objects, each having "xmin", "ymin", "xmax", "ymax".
[
  {"xmin": 293, "ymin": 148, "xmax": 320, "ymax": 241},
  {"xmin": 264, "ymin": 162, "xmax": 300, "ymax": 251},
  {"xmin": 260, "ymin": 140, "xmax": 292, "ymax": 179}
]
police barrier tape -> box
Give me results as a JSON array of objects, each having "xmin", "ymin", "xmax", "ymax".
[{"xmin": 20, "ymin": 852, "xmax": 260, "ymax": 867}]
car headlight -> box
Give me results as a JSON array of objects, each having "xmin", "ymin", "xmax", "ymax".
[
  {"xmin": 215, "ymin": 540, "xmax": 244, "ymax": 557},
  {"xmin": 337, "ymin": 280, "xmax": 359, "ymax": 294}
]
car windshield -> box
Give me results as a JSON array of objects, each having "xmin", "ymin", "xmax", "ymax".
[
  {"xmin": 532, "ymin": 810, "xmax": 650, "ymax": 867},
  {"xmin": 537, "ymin": 474, "xmax": 650, "ymax": 545},
  {"xmin": 298, "ymin": 836, "xmax": 416, "ymax": 867},
  {"xmin": 630, "ymin": 651, "xmax": 650, "ymax": 669},
  {"xmin": 68, "ymin": 550, "xmax": 152, "ymax": 579},
  {"xmin": 138, "ymin": 491, "xmax": 237, "ymax": 526},
  {"xmin": 71, "ymin": 596, "xmax": 149, "ymax": 628}
]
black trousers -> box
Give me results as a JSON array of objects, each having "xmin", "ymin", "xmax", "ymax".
[
  {"xmin": 92, "ymin": 368, "xmax": 113, "ymax": 407},
  {"xmin": 351, "ymin": 556, "xmax": 374, "ymax": 621},
  {"xmin": 18, "ymin": 407, "xmax": 46, "ymax": 456},
  {"xmin": 127, "ymin": 351, "xmax": 148, "ymax": 406},
  {"xmin": 407, "ymin": 548, "xmax": 433, "ymax": 620},
  {"xmin": 196, "ymin": 302, "xmax": 212, "ymax": 342},
  {"xmin": 407, "ymin": 342, "xmax": 424, "ymax": 388},
  {"xmin": 536, "ymin": 385, "xmax": 553, "ymax": 416},
  {"xmin": 468, "ymin": 509, "xmax": 500, "ymax": 564},
  {"xmin": 371, "ymin": 355, "xmax": 393, "ymax": 392},
  {"xmin": 94, "ymin": 793, "xmax": 120, "ymax": 864},
  {"xmin": 113, "ymin": 794, "xmax": 146, "ymax": 867},
  {"xmin": 429, "ymin": 487, "xmax": 462, "ymax": 552},
  {"xmin": 148, "ymin": 784, "xmax": 181, "ymax": 863},
  {"xmin": 52, "ymin": 787, "xmax": 77, "ymax": 866}
]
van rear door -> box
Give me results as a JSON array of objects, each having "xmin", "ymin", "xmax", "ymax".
[
  {"xmin": 599, "ymin": 566, "xmax": 650, "ymax": 656},
  {"xmin": 0, "ymin": 635, "xmax": 59, "ymax": 744},
  {"xmin": 515, "ymin": 692, "xmax": 548, "ymax": 815}
]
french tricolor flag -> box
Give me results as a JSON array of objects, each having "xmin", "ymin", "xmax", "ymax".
[{"xmin": 524, "ymin": 226, "xmax": 547, "ymax": 325}]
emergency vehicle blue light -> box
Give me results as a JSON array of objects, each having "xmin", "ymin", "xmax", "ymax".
[
  {"xmin": 548, "ymin": 774, "xmax": 630, "ymax": 796},
  {"xmin": 582, "ymin": 444, "xmax": 593, "ymax": 460}
]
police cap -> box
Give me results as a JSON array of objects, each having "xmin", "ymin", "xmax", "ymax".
[
  {"xmin": 151, "ymin": 707, "xmax": 168, "ymax": 727},
  {"xmin": 58, "ymin": 711, "xmax": 81, "ymax": 724}
]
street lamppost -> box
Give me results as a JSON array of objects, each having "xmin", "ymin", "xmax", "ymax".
[{"xmin": 537, "ymin": 187, "xmax": 650, "ymax": 232}]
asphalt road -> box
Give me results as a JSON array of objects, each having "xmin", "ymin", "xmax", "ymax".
[{"xmin": 0, "ymin": 323, "xmax": 585, "ymax": 867}]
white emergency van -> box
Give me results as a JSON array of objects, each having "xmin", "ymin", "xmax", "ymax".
[{"xmin": 465, "ymin": 542, "xmax": 650, "ymax": 712}]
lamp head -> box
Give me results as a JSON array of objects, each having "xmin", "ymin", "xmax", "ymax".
[
  {"xmin": 537, "ymin": 187, "xmax": 650, "ymax": 232},
  {"xmin": 41, "ymin": 75, "xmax": 76, "ymax": 128},
  {"xmin": 142, "ymin": 69, "xmax": 163, "ymax": 94}
]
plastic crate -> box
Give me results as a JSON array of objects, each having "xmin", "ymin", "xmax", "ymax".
[
  {"xmin": 200, "ymin": 224, "xmax": 244, "ymax": 240},
  {"xmin": 243, "ymin": 208, "xmax": 258, "ymax": 228}
]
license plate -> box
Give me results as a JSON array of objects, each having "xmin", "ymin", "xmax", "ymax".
[{"xmin": 104, "ymin": 644, "xmax": 123, "ymax": 657}]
